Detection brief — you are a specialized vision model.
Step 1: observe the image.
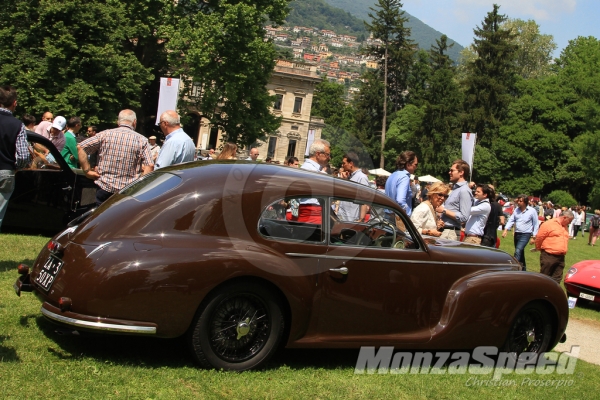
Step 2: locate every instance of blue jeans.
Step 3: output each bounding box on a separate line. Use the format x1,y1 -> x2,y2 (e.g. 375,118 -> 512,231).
0,170 -> 16,232
514,232 -> 531,271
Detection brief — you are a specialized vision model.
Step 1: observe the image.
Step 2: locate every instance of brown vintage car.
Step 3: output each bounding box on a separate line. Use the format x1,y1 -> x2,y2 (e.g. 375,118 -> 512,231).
14,162 -> 568,371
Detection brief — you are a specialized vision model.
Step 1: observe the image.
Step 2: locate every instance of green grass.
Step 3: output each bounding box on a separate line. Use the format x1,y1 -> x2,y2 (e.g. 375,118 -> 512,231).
2,233 -> 600,399
499,230 -> 600,323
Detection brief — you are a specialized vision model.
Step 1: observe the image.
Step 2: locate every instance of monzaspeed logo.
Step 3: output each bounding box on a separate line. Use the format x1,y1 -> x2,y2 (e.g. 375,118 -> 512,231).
354,346 -> 579,380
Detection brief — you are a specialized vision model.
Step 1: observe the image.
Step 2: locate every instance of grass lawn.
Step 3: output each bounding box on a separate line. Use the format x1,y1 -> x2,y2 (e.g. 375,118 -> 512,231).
2,233 -> 600,399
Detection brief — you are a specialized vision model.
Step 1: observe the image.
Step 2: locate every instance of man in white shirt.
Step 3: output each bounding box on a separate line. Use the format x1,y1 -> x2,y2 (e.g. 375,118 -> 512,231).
293,139 -> 330,224
338,151 -> 369,222
155,110 -> 195,169
464,184 -> 492,245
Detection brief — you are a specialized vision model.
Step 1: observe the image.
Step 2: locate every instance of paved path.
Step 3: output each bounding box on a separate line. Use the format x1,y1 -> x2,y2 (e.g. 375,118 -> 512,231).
555,318 -> 600,365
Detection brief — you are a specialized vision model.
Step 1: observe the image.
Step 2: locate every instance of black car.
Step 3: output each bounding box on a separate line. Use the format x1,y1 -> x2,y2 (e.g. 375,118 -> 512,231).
3,132 -> 97,235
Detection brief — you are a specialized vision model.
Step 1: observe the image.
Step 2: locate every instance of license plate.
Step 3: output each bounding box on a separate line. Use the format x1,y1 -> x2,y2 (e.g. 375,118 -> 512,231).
34,255 -> 64,291
580,293 -> 595,301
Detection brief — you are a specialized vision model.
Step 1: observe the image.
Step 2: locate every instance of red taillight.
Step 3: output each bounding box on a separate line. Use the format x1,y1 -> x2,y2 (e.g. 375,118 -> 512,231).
17,263 -> 29,275
59,297 -> 72,312
47,241 -> 63,254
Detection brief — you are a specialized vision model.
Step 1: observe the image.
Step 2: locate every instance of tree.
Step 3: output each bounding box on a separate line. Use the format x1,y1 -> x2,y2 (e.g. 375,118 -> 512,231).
364,0 -> 414,168
311,78 -> 359,166
417,35 -> 463,178
0,0 -> 290,144
406,49 -> 430,107
0,0 -> 158,128
461,4 -> 518,147
164,0 -> 289,146
502,19 -> 557,80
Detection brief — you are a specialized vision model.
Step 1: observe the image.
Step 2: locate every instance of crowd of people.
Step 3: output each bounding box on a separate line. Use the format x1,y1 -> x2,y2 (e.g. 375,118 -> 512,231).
0,83 -> 593,288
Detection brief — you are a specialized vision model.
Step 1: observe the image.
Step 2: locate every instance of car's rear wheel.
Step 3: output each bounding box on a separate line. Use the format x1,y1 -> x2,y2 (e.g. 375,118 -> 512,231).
502,303 -> 553,356
188,281 -> 284,371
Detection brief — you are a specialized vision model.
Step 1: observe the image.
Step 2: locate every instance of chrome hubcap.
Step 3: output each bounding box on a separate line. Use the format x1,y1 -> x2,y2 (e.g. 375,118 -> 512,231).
236,318 -> 251,340
526,329 -> 535,344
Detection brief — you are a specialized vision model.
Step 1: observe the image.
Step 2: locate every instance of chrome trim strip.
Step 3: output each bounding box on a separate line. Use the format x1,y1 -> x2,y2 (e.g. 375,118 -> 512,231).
286,253 -> 430,264
285,253 -> 513,267
88,242 -> 112,257
41,307 -> 156,334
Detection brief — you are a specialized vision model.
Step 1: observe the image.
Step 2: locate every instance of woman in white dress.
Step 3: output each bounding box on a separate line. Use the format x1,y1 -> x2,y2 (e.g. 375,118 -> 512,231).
410,181 -> 450,237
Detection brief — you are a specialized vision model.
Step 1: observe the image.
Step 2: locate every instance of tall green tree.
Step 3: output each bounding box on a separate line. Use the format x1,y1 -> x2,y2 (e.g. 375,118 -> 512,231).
164,0 -> 289,146
462,4 -> 518,147
353,70 -> 388,166
0,0 -> 158,127
562,37 -> 600,204
418,35 -> 463,178
363,0 -> 414,167
0,0 -> 289,144
502,19 -> 557,80
311,78 -> 358,166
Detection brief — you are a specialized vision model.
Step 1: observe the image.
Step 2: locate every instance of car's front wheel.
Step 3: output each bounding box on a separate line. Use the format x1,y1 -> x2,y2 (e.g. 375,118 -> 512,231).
188,281 -> 284,371
502,302 -> 553,356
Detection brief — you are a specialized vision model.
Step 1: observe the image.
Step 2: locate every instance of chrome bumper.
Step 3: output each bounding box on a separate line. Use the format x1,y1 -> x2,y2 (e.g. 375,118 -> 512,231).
41,306 -> 157,335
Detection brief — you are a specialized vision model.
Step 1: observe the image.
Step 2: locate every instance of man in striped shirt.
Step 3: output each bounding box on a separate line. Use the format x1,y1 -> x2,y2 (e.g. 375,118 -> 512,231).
77,109 -> 153,206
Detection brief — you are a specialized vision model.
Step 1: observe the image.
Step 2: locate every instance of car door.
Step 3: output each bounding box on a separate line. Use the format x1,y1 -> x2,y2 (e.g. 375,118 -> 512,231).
3,132 -> 96,234
317,198 -> 435,344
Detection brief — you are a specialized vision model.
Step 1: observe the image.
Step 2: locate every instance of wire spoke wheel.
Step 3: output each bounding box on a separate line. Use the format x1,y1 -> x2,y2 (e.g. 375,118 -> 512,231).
503,303 -> 553,356
208,294 -> 270,362
189,282 -> 284,371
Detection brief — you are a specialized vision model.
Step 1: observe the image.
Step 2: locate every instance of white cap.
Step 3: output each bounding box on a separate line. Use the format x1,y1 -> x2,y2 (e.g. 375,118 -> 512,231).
50,116 -> 66,131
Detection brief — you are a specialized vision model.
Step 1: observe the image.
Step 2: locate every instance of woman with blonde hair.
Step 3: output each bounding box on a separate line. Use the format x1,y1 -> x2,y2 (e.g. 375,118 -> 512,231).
410,181 -> 450,237
216,142 -> 238,160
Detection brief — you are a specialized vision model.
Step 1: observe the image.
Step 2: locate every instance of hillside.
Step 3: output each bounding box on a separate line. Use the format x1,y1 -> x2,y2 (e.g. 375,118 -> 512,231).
287,0 -> 368,37
320,0 -> 464,61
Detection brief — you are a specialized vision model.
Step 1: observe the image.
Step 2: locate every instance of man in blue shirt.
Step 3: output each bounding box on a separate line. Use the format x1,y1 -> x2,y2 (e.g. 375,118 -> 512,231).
502,194 -> 540,271
155,110 -> 195,169
385,151 -> 418,217
436,159 -> 473,241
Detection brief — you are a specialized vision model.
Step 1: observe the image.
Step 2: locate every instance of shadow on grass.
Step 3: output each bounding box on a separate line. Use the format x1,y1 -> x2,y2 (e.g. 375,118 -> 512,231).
0,259 -> 37,273
34,315 -> 369,370
35,316 -> 195,368
0,335 -> 20,362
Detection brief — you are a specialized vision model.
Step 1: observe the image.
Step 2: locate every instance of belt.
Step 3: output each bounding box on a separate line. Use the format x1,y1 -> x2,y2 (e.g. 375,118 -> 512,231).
443,226 -> 461,232
466,234 -> 482,238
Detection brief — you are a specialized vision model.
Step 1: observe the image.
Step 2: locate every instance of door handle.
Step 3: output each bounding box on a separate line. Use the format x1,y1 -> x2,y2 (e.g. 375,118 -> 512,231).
329,267 -> 348,275
62,186 -> 72,191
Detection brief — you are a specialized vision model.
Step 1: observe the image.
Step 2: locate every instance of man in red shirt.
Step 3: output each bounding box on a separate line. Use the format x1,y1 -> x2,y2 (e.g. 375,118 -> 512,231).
534,210 -> 574,284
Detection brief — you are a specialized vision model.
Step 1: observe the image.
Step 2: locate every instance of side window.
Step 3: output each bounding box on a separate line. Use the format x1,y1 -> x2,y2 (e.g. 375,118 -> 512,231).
330,198 -> 419,249
293,97 -> 303,113
28,140 -> 61,170
273,94 -> 283,110
258,197 -> 325,243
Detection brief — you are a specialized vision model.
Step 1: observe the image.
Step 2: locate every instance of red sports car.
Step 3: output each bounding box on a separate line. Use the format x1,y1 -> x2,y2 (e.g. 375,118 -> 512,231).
564,260 -> 600,305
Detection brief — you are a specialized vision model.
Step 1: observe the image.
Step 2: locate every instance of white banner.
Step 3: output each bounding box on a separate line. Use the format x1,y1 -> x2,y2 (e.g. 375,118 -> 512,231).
155,77 -> 180,125
305,129 -> 315,156
461,132 -> 476,173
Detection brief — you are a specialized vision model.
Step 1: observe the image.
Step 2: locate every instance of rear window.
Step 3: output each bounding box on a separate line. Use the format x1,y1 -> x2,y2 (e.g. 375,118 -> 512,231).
120,172 -> 182,202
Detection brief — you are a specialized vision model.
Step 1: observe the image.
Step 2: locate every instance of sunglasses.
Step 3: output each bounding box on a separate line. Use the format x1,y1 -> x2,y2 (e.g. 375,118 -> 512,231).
434,193 -> 448,199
